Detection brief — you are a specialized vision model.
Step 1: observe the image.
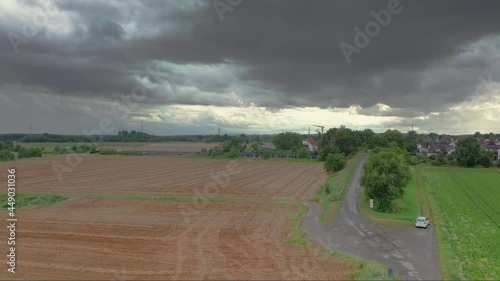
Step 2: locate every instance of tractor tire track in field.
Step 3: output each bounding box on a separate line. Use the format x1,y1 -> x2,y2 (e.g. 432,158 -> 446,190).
415,168 -> 425,216
447,170 -> 500,228
302,155 -> 441,280
417,167 -> 433,218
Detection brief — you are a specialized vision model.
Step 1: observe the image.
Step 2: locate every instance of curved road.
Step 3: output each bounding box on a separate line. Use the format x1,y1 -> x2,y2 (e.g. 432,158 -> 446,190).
302,155 -> 441,280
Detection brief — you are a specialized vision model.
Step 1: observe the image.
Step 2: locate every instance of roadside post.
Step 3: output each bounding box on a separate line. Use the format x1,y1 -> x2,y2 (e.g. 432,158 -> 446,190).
369,198 -> 374,209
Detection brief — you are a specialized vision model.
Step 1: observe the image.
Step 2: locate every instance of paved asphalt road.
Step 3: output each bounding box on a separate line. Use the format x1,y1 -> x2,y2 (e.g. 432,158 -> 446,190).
301,155 -> 441,280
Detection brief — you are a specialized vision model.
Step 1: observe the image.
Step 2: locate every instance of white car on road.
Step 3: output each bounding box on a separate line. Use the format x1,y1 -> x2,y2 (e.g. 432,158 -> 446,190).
415,216 -> 430,228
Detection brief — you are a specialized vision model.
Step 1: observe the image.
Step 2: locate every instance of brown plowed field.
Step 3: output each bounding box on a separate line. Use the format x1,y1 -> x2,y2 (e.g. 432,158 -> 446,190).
2,155 -> 326,200
0,155 -> 350,280
0,199 -> 351,280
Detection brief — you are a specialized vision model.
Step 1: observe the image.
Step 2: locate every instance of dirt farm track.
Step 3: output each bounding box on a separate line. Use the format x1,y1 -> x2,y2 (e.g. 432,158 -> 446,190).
0,155 -> 353,280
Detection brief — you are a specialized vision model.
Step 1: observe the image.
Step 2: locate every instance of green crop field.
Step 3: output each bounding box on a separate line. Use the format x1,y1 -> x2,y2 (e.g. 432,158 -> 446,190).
422,167 -> 500,280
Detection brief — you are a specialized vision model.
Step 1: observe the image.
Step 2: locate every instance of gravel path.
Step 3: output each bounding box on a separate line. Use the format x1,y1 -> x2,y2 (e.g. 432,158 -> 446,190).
301,155 -> 441,280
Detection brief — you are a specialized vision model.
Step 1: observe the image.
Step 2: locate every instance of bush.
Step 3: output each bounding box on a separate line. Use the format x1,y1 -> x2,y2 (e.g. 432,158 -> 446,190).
13,145 -> 21,152
428,155 -> 437,161
99,149 -> 118,155
0,150 -> 15,161
227,148 -> 240,159
431,160 -> 443,166
208,148 -> 218,158
296,147 -> 311,159
408,156 -> 420,165
318,145 -> 340,161
479,153 -> 493,168
324,153 -> 346,173
89,145 -> 98,154
446,152 -> 456,162
262,150 -> 272,159
17,147 -> 43,159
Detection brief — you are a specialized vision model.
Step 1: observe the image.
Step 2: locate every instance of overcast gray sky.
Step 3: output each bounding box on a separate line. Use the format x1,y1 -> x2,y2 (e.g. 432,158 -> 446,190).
1,0 -> 499,135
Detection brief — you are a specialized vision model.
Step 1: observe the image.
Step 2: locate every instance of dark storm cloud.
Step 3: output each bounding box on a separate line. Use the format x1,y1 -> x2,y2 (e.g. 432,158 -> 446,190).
1,0 -> 500,113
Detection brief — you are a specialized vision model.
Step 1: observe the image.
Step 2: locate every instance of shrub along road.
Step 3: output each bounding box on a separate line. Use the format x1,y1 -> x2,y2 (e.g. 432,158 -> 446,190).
302,155 -> 441,280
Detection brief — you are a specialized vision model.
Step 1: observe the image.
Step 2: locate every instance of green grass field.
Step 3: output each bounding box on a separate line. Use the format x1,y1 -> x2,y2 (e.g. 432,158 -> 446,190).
359,166 -> 419,226
422,167 -> 500,280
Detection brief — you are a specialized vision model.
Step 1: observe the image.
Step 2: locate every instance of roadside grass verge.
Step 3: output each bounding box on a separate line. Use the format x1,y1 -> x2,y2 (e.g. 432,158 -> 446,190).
313,153 -> 361,223
358,166 -> 419,226
286,203 -> 397,280
1,193 -> 68,208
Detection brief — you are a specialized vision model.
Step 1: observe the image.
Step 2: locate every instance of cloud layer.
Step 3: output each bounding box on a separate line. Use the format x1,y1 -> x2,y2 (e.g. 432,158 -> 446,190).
1,0 -> 499,134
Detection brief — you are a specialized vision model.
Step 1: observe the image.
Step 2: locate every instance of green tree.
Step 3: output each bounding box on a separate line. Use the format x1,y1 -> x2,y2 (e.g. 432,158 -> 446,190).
262,150 -> 272,159
335,128 -> 360,156
383,129 -> 404,148
478,151 -> 493,168
0,150 -> 15,161
17,147 -> 43,159
359,129 -> 376,149
361,149 -> 411,212
320,127 -> 338,148
227,148 -> 240,159
456,137 -> 481,167
403,130 -> 418,155
318,145 -> 340,161
208,148 -> 218,158
272,132 -> 303,151
324,153 -> 346,173
223,137 -> 244,152
296,147 -> 311,159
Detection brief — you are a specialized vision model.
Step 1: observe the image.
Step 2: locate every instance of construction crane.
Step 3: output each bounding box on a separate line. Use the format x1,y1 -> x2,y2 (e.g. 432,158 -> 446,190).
313,125 -> 324,135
